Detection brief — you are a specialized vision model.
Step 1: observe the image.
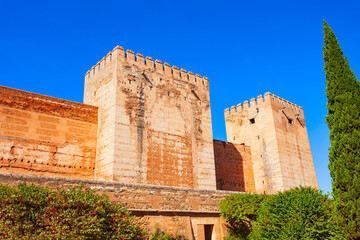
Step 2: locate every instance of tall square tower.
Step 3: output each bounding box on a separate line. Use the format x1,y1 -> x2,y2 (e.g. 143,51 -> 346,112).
84,46 -> 216,189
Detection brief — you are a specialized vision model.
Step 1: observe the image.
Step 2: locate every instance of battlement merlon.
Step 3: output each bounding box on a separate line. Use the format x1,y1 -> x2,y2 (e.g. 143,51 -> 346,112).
85,45 -> 209,87
224,92 -> 304,115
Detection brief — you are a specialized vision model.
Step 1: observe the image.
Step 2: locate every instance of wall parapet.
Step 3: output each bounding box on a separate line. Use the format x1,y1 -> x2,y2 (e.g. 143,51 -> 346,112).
85,45 -> 209,87
224,92 -> 303,115
0,86 -> 98,124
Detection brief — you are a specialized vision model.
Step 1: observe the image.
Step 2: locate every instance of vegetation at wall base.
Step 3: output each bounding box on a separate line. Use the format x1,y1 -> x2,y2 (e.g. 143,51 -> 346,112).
250,187 -> 341,240
220,193 -> 267,239
0,183 -> 146,239
149,226 -> 188,240
221,187 -> 342,240
323,20 -> 360,239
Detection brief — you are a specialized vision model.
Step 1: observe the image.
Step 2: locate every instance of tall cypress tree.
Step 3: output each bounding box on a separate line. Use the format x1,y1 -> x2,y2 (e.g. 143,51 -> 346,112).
323,20 -> 360,239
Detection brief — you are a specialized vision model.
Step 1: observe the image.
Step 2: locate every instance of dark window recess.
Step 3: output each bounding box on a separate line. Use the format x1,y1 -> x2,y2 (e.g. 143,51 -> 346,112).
250,118 -> 255,124
204,225 -> 213,240
288,119 -> 293,124
233,136 -> 236,140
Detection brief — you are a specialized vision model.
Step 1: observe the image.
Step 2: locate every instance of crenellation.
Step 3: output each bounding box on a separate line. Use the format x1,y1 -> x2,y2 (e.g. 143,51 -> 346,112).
250,98 -> 256,108
155,59 -> 163,72
172,66 -> 180,79
203,77 -> 209,88
236,103 -> 243,111
195,74 -> 202,85
230,106 -> 236,114
243,100 -> 249,109
100,57 -> 106,70
113,45 -> 125,62
125,49 -> 135,62
164,62 -> 171,75
188,71 -> 195,82
180,69 -> 187,80
145,56 -> 154,68
136,53 -> 145,65
257,95 -> 264,103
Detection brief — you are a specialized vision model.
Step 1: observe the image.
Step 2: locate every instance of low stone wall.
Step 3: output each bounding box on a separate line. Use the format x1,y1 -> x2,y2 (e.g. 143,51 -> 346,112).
0,172 -> 237,239
0,86 -> 98,179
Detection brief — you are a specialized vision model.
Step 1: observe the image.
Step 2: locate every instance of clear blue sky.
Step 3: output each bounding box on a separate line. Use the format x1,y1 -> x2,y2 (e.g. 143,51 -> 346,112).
1,0 -> 360,193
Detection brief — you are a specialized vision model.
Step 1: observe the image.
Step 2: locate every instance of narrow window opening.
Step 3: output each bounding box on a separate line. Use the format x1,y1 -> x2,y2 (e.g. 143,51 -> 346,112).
250,118 -> 255,124
233,136 -> 236,140
288,119 -> 293,124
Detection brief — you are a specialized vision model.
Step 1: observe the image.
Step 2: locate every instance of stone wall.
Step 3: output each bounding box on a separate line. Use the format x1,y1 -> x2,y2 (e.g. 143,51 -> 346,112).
0,86 -> 98,179
224,93 -> 317,193
84,46 -> 216,189
213,140 -> 255,192
0,172 -> 234,239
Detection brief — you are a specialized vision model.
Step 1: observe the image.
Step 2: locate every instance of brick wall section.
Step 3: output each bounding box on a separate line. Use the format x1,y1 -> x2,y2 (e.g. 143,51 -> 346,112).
84,46 -> 216,189
0,173 -> 234,239
0,86 -> 98,179
213,140 -> 256,192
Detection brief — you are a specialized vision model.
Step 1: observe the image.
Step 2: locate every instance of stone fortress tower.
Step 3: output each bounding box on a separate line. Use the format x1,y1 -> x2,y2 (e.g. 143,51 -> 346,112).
83,46 -> 216,189
224,93 -> 318,194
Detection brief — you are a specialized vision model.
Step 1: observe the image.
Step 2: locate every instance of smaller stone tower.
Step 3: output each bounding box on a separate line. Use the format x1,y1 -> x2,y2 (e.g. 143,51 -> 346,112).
224,93 -> 317,194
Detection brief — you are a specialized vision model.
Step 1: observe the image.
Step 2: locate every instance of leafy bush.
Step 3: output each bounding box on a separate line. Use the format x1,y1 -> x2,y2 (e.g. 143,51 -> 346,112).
150,226 -> 187,240
0,183 -> 146,239
250,187 -> 342,240
220,193 -> 267,239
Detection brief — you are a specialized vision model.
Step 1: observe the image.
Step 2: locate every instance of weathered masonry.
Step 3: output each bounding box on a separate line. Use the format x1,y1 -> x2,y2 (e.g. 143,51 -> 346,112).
0,45 -> 317,239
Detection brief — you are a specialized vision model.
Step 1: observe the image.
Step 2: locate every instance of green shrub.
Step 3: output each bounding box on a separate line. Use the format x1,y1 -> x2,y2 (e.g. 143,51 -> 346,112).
220,193 -> 267,239
149,226 -> 187,240
250,186 -> 343,240
0,183 -> 146,239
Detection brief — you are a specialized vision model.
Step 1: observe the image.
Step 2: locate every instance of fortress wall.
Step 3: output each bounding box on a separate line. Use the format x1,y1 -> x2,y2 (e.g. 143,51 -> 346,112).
0,173 -> 232,239
0,86 -> 98,179
213,140 -> 255,192
84,46 -> 216,189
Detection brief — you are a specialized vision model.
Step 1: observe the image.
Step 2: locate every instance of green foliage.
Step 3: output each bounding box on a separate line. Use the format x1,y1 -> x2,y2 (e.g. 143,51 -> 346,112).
250,187 -> 342,240
323,20 -> 360,239
0,183 -> 146,239
149,227 -> 187,240
220,193 -> 267,239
